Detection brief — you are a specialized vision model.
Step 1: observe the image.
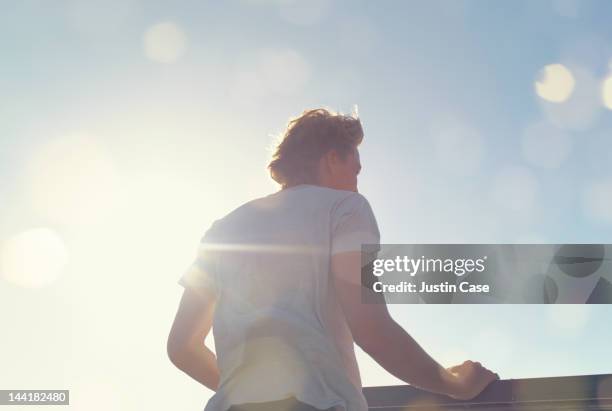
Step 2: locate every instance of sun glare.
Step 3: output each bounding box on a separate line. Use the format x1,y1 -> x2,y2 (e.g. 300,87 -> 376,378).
23,134 -> 121,226
0,228 -> 69,288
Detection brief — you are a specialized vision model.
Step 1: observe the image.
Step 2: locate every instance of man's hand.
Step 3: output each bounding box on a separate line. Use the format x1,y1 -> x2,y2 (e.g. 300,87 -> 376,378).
445,360 -> 499,401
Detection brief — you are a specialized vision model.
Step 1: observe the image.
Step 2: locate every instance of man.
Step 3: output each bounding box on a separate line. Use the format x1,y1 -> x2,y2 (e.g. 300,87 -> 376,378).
167,108 -> 498,411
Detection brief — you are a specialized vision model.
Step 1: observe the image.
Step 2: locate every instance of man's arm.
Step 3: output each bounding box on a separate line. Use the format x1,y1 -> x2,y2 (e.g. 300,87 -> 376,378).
167,287 -> 220,391
331,251 -> 498,400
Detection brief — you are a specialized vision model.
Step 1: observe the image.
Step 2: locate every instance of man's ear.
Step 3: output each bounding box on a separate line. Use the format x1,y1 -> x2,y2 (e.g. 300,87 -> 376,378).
320,150 -> 335,172
326,149 -> 341,169
317,151 -> 332,180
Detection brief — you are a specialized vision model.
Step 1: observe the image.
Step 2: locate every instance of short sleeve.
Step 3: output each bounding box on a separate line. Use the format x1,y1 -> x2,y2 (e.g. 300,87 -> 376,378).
178,220 -> 221,296
331,193 -> 380,256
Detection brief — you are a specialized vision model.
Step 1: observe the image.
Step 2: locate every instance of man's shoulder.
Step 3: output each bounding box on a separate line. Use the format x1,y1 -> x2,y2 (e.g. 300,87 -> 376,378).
305,185 -> 369,203
330,190 -> 372,209
210,187 -> 372,227
208,192 -> 278,229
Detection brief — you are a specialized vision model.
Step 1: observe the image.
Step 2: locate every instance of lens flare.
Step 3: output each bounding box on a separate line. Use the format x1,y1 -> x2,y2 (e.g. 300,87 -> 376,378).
490,167 -> 539,214
582,179 -> 612,224
278,0 -> 331,26
430,119 -> 485,177
0,228 -> 69,288
521,121 -> 572,169
539,65 -> 601,131
547,304 -> 590,334
230,48 -> 311,104
535,64 -> 575,103
143,21 -> 188,64
602,74 -> 612,110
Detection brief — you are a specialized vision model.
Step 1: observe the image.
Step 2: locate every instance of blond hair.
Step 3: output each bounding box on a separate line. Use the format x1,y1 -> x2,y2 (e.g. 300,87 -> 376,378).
268,108 -> 363,188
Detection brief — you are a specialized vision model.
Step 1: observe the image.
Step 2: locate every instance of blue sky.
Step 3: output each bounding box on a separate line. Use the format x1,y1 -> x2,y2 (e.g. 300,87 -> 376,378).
1,1 -> 611,409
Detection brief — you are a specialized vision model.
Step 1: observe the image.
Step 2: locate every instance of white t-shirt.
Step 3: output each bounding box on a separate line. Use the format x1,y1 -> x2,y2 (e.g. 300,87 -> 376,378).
178,184 -> 381,411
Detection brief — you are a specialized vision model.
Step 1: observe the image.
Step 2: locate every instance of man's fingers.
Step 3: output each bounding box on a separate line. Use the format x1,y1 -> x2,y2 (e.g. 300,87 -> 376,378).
484,370 -> 498,384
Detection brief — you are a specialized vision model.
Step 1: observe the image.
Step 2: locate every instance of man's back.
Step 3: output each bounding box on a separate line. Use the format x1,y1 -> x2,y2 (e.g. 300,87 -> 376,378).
169,109 -> 498,411
178,184 -> 380,411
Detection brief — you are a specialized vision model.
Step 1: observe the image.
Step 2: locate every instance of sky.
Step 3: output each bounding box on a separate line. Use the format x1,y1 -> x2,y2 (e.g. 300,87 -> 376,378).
1,0 -> 612,410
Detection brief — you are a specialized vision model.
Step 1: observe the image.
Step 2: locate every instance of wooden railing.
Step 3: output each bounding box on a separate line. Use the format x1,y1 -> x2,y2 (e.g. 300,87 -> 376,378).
363,374 -> 612,411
